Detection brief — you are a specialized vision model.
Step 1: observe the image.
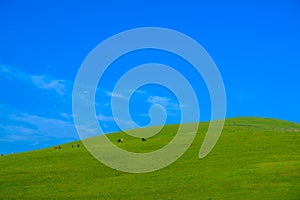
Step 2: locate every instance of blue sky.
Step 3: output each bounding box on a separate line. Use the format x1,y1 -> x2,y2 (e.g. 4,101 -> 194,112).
0,0 -> 299,154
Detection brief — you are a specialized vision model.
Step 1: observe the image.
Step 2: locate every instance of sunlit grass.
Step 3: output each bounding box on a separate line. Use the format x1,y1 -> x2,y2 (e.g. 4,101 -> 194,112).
0,117 -> 299,199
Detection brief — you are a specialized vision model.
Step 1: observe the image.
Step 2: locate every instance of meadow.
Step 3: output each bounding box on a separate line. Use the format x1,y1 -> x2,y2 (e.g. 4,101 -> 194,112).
0,117 -> 299,199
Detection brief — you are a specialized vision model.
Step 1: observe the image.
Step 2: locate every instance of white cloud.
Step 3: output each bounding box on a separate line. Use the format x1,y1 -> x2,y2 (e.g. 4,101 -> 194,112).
0,65 -> 24,80
147,96 -> 181,110
0,124 -> 36,138
97,114 -> 135,131
105,91 -> 128,100
128,89 -> 146,94
97,114 -> 114,122
3,112 -> 78,141
30,75 -> 65,95
0,65 -> 66,95
148,96 -> 170,105
0,111 -> 80,153
60,112 -> 73,120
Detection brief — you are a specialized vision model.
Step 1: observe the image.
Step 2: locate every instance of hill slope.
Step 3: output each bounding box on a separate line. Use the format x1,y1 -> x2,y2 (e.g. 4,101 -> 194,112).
0,117 -> 300,199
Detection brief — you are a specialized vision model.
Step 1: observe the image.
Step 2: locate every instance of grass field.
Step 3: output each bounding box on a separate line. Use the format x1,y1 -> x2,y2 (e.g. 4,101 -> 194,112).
0,117 -> 299,199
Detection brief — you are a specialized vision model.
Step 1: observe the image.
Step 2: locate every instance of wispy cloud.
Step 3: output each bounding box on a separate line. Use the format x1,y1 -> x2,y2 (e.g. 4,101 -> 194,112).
128,89 -> 146,94
147,96 -> 170,106
97,114 -> 135,131
0,65 -> 66,95
30,75 -> 65,95
97,114 -> 115,122
60,112 -> 74,120
147,96 -> 181,111
0,104 -> 78,144
105,91 -> 128,100
7,113 -> 78,140
0,65 -> 25,80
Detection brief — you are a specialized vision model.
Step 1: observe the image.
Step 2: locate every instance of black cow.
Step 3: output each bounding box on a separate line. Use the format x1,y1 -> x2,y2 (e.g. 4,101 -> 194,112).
117,138 -> 124,143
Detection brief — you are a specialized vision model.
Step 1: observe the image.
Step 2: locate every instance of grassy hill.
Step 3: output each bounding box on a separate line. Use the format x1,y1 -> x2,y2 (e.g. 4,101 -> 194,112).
0,117 -> 299,199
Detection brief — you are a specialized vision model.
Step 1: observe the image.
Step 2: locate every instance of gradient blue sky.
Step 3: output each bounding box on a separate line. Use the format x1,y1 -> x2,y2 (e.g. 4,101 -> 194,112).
0,0 -> 300,154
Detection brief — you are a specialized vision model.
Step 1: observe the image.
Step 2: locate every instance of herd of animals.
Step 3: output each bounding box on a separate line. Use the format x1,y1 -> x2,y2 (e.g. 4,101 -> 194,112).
0,138 -> 147,156
51,137 -> 146,150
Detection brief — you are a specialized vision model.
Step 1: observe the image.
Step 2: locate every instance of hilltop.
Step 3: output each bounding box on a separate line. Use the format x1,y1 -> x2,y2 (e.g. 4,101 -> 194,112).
0,117 -> 299,199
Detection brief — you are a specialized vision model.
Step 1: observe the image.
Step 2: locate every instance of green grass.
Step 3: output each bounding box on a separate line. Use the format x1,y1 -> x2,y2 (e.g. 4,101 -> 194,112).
0,117 -> 300,199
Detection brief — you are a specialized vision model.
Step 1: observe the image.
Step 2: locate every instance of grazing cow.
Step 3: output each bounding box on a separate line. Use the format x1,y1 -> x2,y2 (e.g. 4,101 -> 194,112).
117,138 -> 124,143
142,137 -> 146,141
58,146 -> 61,149
54,146 -> 58,149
